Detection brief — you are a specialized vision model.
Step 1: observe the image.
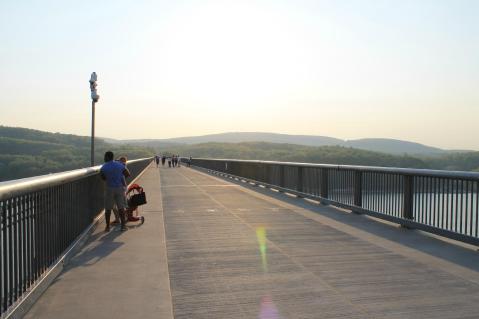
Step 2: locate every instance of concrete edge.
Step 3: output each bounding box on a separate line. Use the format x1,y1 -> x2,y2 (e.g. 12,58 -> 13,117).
4,162 -> 153,319
156,166 -> 175,319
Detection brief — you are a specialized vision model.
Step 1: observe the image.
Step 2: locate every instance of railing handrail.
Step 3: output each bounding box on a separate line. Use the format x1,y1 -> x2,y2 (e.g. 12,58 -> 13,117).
0,157 -> 152,201
190,157 -> 479,246
191,157 -> 479,180
0,157 -> 153,317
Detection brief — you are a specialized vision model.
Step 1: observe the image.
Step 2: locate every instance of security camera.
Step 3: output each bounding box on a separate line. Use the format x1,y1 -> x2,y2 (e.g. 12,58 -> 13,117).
91,92 -> 100,102
89,72 -> 97,83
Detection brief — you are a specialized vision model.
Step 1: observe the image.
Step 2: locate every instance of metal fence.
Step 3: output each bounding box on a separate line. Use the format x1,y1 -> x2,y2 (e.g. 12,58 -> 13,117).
190,158 -> 479,246
0,158 -> 152,316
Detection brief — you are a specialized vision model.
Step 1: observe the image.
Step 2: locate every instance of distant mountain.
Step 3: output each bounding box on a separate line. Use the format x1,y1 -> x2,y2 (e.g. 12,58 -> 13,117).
164,132 -> 343,146
116,132 -> 460,155
102,137 -> 182,148
343,138 -> 446,155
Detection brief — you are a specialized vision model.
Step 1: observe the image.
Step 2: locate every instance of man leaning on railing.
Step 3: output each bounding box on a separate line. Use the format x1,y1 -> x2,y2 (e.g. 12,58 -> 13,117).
100,151 -> 130,232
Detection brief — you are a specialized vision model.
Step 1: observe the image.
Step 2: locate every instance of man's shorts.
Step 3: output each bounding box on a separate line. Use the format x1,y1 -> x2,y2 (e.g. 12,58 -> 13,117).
105,186 -> 128,210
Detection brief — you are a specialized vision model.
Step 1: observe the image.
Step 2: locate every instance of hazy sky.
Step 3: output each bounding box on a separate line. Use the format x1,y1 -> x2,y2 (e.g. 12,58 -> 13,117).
1,0 -> 478,149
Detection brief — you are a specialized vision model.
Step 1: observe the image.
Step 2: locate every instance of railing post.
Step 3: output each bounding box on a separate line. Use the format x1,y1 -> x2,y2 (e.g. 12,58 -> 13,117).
297,167 -> 303,195
1,201 -> 7,312
279,165 -> 285,189
261,163 -> 266,184
353,171 -> 362,211
320,168 -> 329,200
402,175 -> 414,220
267,164 -> 272,185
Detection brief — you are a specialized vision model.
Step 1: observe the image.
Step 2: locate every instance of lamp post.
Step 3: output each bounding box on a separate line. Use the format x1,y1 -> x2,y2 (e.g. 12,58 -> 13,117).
89,72 -> 100,166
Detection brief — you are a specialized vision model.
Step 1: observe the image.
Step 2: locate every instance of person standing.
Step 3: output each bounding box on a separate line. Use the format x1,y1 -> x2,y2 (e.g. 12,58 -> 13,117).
155,155 -> 160,167
111,156 -> 128,224
100,151 -> 130,232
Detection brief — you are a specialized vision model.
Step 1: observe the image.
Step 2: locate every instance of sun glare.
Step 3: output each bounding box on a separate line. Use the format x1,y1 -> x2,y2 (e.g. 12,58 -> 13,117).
152,2 -> 312,109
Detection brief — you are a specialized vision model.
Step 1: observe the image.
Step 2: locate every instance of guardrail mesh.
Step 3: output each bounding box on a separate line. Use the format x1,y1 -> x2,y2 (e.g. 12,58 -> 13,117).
0,158 -> 151,316
189,158 -> 479,246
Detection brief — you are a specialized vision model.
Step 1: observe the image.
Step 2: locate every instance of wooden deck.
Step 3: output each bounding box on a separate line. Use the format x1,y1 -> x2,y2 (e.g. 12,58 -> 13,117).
25,165 -> 479,318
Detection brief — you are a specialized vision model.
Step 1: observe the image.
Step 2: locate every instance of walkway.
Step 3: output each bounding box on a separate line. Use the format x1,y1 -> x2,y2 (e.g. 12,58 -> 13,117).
25,165 -> 479,318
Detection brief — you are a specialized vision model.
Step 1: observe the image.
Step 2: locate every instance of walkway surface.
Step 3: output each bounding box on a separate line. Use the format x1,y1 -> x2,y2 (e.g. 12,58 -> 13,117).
25,165 -> 479,319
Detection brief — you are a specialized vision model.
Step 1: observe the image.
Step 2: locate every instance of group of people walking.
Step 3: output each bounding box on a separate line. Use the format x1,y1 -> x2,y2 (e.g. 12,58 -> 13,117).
155,155 -> 181,168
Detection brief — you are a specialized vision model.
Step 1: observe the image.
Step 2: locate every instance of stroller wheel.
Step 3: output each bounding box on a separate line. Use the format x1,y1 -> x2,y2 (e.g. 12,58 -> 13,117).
141,216 -> 145,225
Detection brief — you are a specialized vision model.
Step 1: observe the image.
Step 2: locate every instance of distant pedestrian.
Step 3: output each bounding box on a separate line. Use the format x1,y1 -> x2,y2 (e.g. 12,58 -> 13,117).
100,151 -> 130,232
161,156 -> 166,166
188,156 -> 192,167
168,157 -> 172,168
155,155 -> 159,167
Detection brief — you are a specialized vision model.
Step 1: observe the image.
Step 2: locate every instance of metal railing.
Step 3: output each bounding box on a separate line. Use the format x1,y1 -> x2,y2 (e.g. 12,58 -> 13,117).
189,158 -> 479,246
0,158 -> 152,316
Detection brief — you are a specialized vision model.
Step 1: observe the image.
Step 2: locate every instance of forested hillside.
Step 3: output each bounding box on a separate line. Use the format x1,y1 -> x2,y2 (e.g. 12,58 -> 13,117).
1,126 -> 479,182
0,126 -> 154,181
426,152 -> 479,172
161,142 -> 429,168
160,142 -> 479,172
164,142 -> 479,172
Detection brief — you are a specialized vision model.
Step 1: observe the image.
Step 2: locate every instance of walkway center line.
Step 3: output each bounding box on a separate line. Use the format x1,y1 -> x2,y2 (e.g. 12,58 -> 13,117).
174,168 -> 375,318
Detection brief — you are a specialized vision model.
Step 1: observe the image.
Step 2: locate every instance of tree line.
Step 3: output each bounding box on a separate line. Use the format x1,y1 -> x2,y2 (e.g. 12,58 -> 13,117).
0,126 -> 153,182
161,142 -> 479,172
1,126 -> 478,182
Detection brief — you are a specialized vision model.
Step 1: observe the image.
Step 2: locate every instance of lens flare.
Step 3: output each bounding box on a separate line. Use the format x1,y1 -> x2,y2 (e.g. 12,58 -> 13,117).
256,226 -> 268,272
255,229 -> 282,318
259,295 -> 280,319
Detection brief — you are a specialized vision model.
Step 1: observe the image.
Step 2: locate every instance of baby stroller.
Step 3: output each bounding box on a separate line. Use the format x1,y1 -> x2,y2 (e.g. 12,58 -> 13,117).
125,183 -> 146,224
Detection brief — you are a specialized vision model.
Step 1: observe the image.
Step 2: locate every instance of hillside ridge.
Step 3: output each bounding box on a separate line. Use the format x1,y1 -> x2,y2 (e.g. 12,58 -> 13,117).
109,131 -> 462,155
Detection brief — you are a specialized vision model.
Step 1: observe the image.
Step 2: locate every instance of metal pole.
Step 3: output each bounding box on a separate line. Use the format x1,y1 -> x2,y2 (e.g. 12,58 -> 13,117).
89,71 -> 99,167
91,101 -> 95,166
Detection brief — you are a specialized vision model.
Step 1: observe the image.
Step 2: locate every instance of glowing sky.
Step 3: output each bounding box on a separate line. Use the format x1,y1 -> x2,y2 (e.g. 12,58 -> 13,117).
1,0 -> 478,149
